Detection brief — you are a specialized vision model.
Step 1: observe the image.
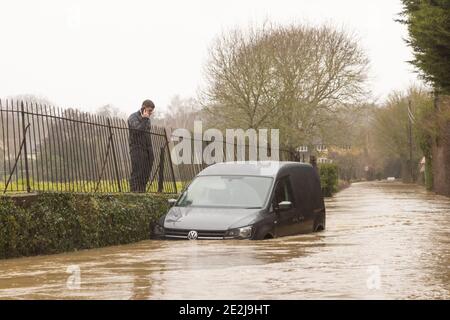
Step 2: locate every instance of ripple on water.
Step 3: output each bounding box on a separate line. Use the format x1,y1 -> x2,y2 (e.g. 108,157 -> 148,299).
0,181 -> 448,299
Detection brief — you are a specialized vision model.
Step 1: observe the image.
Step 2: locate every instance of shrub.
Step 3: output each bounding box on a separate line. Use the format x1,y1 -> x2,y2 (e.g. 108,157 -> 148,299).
0,193 -> 173,259
319,163 -> 339,197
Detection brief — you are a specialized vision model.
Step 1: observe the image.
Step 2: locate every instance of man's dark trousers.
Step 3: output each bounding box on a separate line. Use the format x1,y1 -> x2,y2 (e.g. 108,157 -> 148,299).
130,147 -> 154,193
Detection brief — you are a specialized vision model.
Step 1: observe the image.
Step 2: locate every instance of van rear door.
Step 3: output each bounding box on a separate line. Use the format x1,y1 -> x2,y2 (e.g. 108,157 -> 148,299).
292,167 -> 316,233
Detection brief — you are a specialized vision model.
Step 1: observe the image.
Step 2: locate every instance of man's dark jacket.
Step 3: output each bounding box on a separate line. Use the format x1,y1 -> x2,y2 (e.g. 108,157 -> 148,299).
127,110 -> 153,152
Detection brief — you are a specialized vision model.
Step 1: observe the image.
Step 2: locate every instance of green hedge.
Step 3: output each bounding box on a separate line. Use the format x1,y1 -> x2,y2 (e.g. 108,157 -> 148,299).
0,193 -> 174,259
319,163 -> 339,197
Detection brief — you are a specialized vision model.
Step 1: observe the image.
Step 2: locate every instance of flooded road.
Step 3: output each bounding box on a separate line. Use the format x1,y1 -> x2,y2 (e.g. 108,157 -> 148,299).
0,181 -> 449,299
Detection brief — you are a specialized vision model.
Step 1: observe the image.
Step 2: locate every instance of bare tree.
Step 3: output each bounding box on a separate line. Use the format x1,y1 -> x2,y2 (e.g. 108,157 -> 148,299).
370,87 -> 431,182
96,104 -> 126,120
202,24 -> 278,131
159,95 -> 203,131
202,23 -> 370,151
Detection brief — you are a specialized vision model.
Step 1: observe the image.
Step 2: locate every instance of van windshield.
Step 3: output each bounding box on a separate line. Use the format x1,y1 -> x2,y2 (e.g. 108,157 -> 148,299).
176,175 -> 273,208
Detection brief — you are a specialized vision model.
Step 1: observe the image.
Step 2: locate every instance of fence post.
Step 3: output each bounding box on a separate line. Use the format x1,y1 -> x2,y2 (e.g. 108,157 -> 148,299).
158,146 -> 165,193
310,155 -> 318,174
164,128 -> 178,194
21,101 -> 31,193
107,118 -> 122,192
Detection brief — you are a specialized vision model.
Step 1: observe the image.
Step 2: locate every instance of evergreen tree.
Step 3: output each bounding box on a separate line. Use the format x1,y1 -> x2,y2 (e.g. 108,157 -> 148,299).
399,0 -> 450,93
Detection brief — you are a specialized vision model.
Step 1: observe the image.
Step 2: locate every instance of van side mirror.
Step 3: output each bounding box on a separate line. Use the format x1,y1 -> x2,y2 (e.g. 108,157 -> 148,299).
277,201 -> 292,211
168,199 -> 177,207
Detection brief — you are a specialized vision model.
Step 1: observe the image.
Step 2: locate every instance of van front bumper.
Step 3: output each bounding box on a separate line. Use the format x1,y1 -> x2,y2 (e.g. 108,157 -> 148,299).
152,226 -> 253,240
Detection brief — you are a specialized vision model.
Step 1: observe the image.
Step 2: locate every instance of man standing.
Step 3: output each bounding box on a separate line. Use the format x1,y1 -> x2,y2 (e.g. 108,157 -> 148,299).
128,99 -> 155,192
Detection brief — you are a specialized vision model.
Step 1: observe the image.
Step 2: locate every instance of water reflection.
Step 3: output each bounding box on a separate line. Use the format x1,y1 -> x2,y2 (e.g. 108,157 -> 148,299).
0,181 -> 448,299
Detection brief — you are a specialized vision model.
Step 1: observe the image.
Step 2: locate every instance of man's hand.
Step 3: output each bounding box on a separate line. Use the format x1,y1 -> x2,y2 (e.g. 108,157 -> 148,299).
141,108 -> 153,118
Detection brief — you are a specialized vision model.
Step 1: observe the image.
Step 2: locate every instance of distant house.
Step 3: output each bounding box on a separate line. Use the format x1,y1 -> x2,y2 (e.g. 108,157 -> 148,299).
419,157 -> 426,173
296,145 -> 308,153
317,157 -> 333,164
296,143 -> 332,163
296,140 -> 352,164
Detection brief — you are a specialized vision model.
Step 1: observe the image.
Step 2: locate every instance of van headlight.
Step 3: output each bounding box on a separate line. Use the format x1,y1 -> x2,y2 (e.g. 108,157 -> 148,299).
226,226 -> 253,239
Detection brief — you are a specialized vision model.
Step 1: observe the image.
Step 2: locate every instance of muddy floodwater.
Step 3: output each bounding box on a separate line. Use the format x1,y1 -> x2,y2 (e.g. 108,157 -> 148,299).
0,181 -> 449,299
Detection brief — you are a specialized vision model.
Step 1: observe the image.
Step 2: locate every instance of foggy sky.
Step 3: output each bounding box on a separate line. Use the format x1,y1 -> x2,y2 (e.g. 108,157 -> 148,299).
0,0 -> 420,116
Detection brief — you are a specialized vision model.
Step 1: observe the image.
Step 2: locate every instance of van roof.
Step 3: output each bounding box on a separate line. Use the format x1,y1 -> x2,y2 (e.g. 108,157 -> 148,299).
197,161 -> 314,178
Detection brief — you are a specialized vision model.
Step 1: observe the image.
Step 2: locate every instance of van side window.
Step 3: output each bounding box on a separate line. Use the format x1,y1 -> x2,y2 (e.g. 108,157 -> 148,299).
273,177 -> 295,207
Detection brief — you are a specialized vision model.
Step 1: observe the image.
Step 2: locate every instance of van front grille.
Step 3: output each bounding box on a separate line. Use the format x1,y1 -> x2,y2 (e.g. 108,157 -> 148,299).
164,228 -> 227,239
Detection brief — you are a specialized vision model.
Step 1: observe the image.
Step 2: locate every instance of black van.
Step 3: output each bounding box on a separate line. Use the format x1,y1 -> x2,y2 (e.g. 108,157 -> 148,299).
152,161 -> 326,240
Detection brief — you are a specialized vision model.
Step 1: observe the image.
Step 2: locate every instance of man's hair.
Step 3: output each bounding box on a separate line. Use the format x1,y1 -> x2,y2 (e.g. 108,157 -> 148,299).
142,99 -> 155,110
